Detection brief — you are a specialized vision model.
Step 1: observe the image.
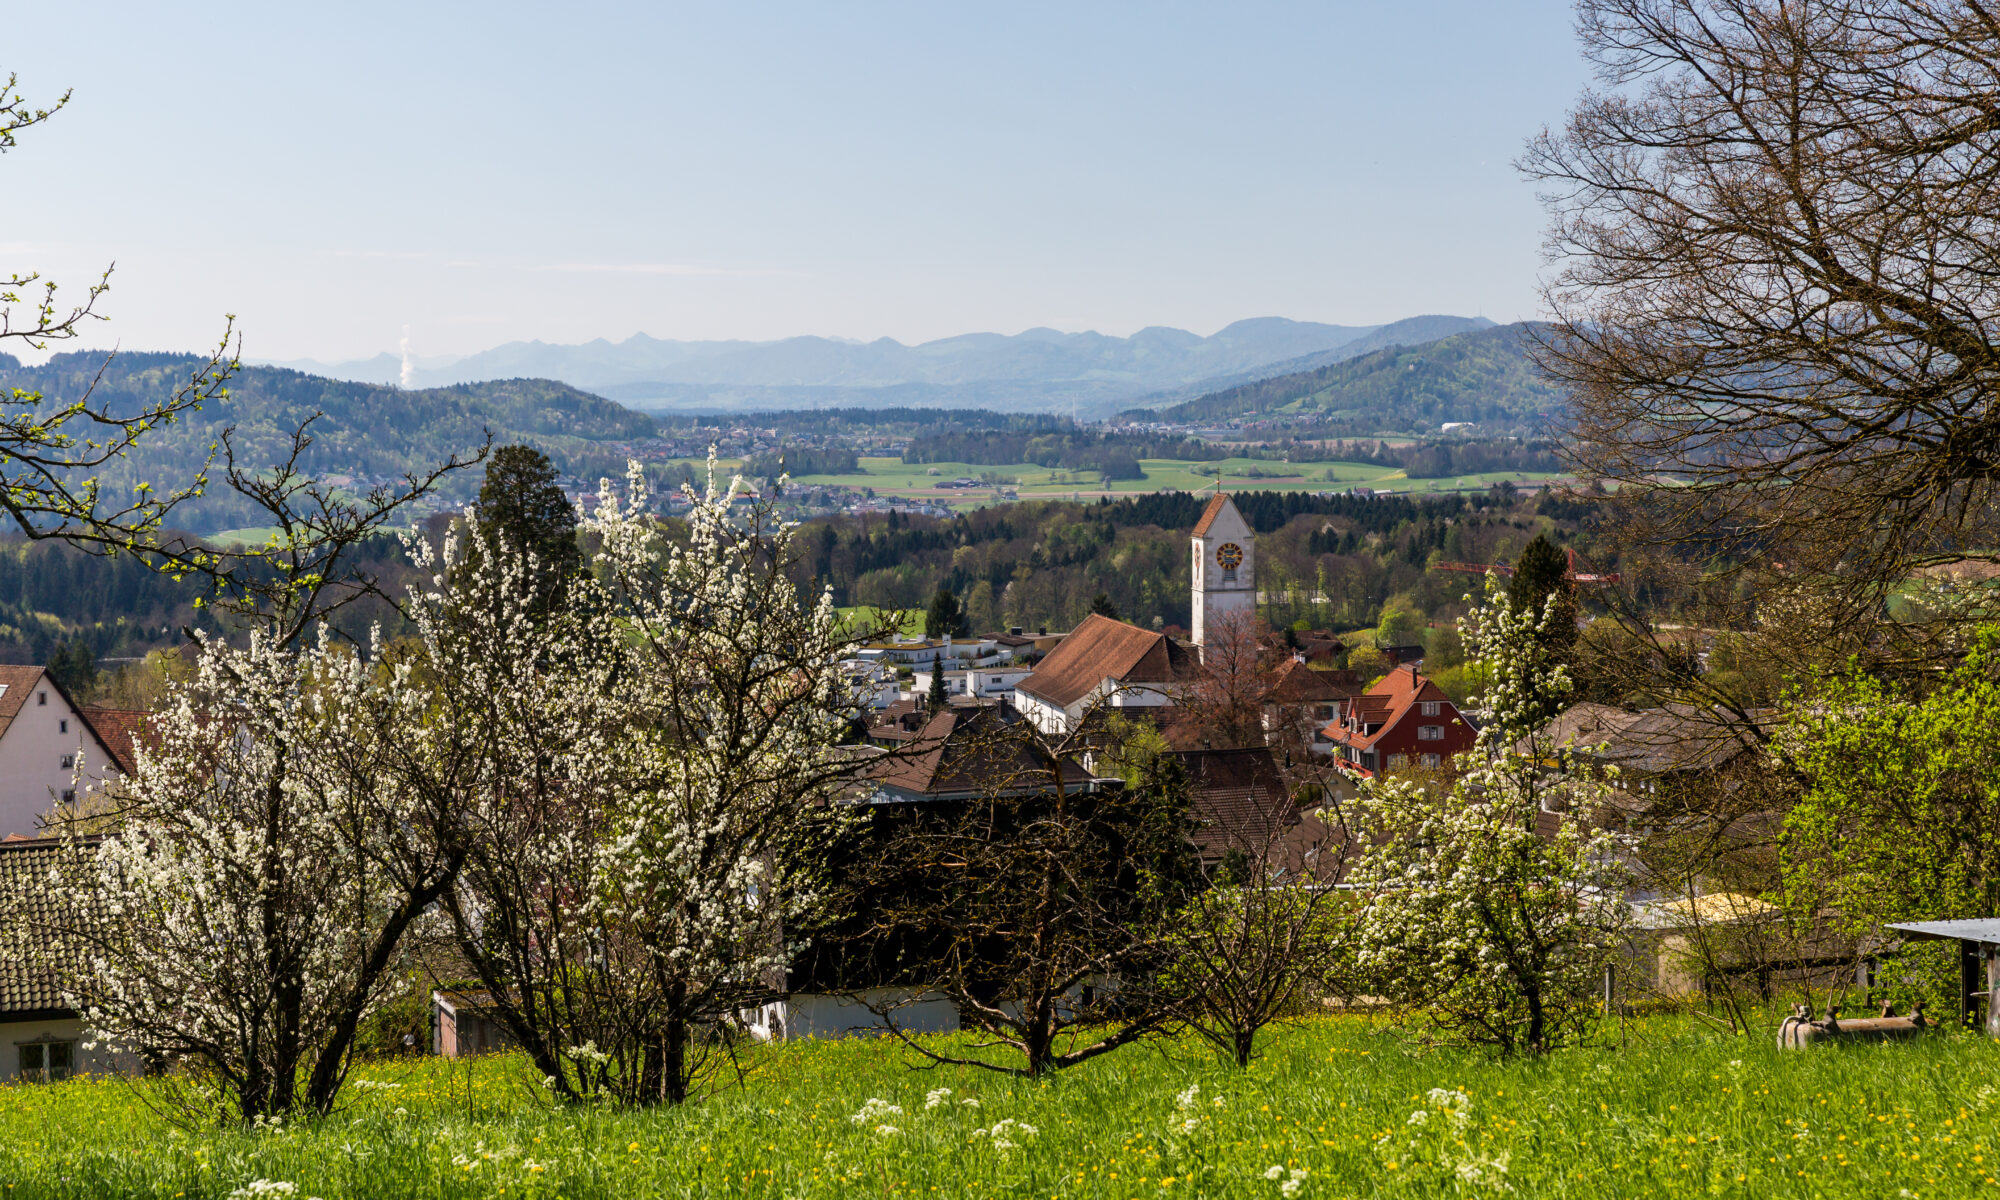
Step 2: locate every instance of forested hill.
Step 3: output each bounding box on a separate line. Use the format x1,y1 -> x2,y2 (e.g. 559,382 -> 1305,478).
1153,323 -> 1566,432
0,352 -> 654,533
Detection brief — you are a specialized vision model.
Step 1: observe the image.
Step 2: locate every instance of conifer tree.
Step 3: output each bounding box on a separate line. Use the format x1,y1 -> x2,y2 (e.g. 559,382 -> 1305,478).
928,652 -> 948,710
476,444 -> 580,616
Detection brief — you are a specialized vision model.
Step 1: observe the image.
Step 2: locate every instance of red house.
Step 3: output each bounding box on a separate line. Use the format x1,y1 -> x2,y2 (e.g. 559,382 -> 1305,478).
1320,665 -> 1474,776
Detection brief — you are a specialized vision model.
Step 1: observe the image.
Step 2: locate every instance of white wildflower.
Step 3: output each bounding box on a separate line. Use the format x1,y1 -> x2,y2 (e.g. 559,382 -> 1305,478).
924,1087 -> 952,1110
851,1097 -> 904,1125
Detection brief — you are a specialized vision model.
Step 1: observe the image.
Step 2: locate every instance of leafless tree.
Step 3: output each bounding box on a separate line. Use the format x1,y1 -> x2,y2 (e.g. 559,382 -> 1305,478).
853,706 -> 1201,1077
1182,611 -> 1271,750
1524,0 -> 2000,665
1164,806 -> 1354,1067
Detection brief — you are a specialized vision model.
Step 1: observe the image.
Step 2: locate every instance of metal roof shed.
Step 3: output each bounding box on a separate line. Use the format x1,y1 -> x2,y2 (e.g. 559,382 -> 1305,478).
1883,919 -> 2000,1037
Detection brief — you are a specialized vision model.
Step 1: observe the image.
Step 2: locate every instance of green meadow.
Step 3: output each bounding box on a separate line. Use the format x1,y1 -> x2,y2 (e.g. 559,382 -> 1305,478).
2,1016 -> 1995,1198
792,457 -> 1569,506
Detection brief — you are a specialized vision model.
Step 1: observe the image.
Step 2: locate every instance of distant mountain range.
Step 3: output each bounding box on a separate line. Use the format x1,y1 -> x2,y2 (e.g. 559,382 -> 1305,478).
1151,322 -> 1564,434
260,315 -> 1496,417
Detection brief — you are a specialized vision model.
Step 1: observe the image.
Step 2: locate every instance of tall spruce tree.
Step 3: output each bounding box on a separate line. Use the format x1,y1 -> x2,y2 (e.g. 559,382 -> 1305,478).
928,652 -> 948,710
1509,534 -> 1576,725
475,445 -> 581,616
925,588 -> 966,638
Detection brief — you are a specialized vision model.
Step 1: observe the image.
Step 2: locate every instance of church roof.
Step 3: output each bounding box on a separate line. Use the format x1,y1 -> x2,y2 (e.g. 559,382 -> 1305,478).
1016,614 -> 1195,709
1192,493 -> 1234,537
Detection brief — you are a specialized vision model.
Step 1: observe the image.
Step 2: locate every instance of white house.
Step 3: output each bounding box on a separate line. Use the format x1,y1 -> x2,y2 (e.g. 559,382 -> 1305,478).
911,663 -> 1035,701
0,666 -> 139,840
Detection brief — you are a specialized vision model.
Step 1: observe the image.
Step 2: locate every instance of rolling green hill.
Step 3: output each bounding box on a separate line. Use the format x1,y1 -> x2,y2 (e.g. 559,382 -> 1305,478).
1156,322 -> 1566,432
0,352 -> 654,533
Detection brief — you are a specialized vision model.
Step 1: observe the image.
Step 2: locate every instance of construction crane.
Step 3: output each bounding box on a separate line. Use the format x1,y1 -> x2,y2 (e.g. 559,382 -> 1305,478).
1428,546 -> 1621,586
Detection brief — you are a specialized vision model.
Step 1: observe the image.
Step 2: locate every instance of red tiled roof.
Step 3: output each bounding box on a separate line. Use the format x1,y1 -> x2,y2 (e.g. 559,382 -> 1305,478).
0,664 -> 50,740
79,708 -> 149,775
1322,665 -> 1462,752
1191,493 -> 1232,537
1016,614 -> 1194,709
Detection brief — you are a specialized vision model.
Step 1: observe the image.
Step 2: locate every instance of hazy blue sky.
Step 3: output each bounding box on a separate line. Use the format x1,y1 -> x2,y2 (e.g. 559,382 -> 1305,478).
8,2 -> 1588,363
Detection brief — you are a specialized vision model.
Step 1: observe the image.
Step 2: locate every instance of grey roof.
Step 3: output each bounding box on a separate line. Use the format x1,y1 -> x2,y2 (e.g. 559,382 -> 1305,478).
1884,919 -> 2000,945
0,837 -> 79,1015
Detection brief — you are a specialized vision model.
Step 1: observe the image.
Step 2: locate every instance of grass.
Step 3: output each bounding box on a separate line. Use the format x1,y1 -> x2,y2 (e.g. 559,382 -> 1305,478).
1,1016 -> 1996,1198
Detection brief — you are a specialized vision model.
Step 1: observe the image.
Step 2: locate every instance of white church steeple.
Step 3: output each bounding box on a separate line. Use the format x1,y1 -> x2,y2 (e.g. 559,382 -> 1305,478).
1191,492 -> 1254,646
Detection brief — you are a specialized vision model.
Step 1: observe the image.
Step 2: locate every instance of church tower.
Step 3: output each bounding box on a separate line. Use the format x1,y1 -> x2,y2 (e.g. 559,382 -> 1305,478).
1191,492 -> 1255,647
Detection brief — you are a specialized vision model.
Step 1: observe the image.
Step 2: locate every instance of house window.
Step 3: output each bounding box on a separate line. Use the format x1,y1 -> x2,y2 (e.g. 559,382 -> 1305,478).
1418,725 -> 1445,741
37,692 -> 47,706
1421,753 -> 1442,768
18,1041 -> 73,1083
61,789 -> 75,805
59,755 -> 75,770
1420,701 -> 1441,717
59,719 -> 67,734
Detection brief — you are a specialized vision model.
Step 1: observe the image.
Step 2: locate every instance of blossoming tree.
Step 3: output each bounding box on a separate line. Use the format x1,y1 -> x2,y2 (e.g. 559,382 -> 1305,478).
440,460 -> 865,1105
1346,583 -> 1632,1054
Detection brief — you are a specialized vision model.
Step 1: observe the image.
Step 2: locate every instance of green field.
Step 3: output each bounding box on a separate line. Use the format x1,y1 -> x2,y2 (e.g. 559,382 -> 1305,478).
1,1016 -> 1994,1198
791,457 -> 1568,508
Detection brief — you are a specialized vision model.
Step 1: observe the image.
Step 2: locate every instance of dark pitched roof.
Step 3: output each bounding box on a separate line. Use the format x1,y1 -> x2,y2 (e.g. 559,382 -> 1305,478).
1192,492 -> 1233,537
1016,614 -> 1194,709
1537,703 -> 1765,776
1174,746 -> 1295,858
0,837 -> 90,1016
1263,658 -> 1362,705
868,705 -> 1094,799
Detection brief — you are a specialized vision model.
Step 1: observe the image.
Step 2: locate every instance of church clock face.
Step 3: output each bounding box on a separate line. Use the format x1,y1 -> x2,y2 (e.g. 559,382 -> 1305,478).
1215,542 -> 1244,571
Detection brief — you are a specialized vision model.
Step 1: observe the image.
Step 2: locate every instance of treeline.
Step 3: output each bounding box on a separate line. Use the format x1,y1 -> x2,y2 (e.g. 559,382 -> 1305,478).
0,533 -> 422,674
745,445 -> 860,478
798,485 -> 1596,635
1276,438 -> 1568,477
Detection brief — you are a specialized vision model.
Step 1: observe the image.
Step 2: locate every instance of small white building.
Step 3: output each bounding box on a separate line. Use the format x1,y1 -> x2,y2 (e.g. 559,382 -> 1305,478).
0,666 -> 140,840
911,664 -> 1035,701
839,659 -> 902,711
745,989 -> 961,1042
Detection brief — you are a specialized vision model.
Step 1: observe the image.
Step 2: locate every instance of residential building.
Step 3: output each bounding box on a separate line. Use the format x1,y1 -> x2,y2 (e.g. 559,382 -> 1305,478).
910,663 -> 1035,702
1260,658 -> 1363,749
1320,664 -> 1475,776
0,666 -> 140,840
1011,613 -> 1197,735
